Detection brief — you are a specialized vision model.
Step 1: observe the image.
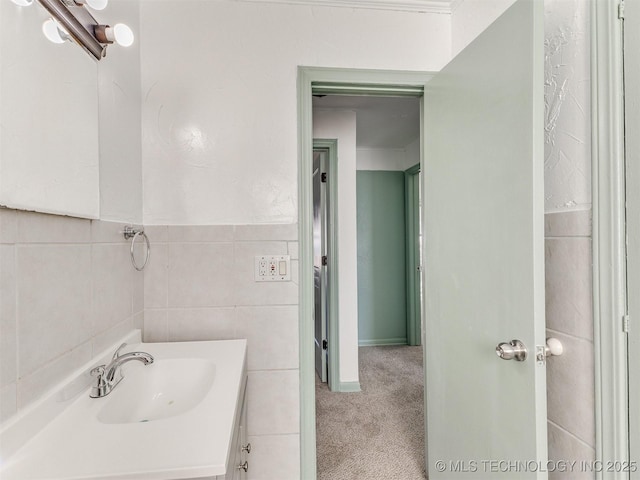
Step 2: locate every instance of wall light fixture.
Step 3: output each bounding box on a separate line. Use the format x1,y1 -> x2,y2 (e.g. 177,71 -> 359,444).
11,0 -> 133,60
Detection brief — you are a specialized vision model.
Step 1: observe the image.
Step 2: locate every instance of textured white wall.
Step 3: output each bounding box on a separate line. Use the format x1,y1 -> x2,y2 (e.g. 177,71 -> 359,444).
453,0 -> 590,213
543,0 -> 591,212
312,109 -> 360,385
140,0 -> 451,225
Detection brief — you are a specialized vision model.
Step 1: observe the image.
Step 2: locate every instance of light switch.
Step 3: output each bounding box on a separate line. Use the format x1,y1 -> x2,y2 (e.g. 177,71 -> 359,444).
255,255 -> 291,282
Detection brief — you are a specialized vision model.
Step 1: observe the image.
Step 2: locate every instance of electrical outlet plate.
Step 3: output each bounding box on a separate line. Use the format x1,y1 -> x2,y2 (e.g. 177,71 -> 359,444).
254,255 -> 291,282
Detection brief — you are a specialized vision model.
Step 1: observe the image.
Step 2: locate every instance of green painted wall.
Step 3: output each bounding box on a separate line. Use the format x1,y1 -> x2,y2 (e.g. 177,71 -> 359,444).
356,171 -> 407,346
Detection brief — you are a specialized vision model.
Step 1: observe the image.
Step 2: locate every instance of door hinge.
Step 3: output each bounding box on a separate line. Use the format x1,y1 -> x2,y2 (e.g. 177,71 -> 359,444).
321,255 -> 328,266
321,173 -> 327,183
619,1 -> 625,20
322,339 -> 328,350
623,314 -> 630,333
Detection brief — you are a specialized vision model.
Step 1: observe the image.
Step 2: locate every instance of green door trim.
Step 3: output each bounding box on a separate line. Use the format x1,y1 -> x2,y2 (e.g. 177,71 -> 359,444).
313,138 -> 340,393
591,1 -> 629,477
298,66 -> 433,480
622,1 -> 640,477
405,163 -> 421,346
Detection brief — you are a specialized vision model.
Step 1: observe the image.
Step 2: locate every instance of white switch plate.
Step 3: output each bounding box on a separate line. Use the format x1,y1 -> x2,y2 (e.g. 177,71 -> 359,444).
254,255 -> 291,282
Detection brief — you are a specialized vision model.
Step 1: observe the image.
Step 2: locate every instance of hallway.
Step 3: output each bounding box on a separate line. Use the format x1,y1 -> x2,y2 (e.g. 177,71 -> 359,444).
316,346 -> 426,480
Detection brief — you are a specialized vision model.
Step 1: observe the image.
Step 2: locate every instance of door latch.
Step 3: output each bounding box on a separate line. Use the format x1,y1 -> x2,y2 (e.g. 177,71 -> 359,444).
535,337 -> 564,365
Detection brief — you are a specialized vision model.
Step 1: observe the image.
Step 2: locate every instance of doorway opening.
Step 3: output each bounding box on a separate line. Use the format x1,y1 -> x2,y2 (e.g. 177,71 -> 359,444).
301,3 -> 551,478
297,67 -> 434,480
311,91 -> 425,477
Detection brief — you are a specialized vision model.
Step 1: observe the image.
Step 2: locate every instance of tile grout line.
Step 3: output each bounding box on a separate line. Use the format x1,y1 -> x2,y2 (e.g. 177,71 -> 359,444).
547,419 -> 596,451
546,327 -> 594,344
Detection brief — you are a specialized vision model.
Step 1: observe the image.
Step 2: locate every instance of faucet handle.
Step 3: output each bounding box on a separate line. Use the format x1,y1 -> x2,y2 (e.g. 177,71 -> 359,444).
112,343 -> 128,361
89,365 -> 108,398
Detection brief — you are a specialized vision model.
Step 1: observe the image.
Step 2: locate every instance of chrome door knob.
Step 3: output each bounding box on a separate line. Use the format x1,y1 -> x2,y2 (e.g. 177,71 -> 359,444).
496,339 -> 527,361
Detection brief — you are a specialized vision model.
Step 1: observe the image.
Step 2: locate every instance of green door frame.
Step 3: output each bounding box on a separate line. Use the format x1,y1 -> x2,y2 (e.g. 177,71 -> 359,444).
405,163 -> 421,346
623,0 -> 640,477
298,66 -> 434,480
591,1 -> 629,477
313,139 -> 340,393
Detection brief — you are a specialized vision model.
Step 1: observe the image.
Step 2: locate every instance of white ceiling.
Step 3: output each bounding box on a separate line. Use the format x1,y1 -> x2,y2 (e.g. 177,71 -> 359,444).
313,95 -> 420,149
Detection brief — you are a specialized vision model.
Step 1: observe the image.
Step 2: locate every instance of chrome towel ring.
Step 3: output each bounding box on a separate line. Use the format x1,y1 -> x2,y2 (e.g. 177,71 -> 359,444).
123,226 -> 150,271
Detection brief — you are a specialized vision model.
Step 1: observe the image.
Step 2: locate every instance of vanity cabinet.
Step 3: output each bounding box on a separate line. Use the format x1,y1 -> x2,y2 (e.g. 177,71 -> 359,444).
184,374 -> 249,480
227,376 -> 249,480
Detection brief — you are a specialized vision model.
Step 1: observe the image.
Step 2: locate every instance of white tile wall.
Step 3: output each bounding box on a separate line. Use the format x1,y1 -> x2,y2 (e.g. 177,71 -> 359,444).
18,342 -> 92,409
168,243 -> 236,307
142,309 -> 168,342
246,370 -> 300,436
246,434 -> 301,480
1,207 -> 592,478
167,307 -> 237,341
236,306 -> 299,371
17,244 -> 93,376
545,210 -> 595,457
545,210 -> 591,238
548,421 -> 595,480
0,208 -> 17,243
545,238 -> 593,340
0,208 -> 143,424
0,383 -> 17,423
546,330 -> 595,444
0,244 -> 17,389
144,224 -> 300,478
16,212 -> 91,244
92,244 -> 135,335
144,243 -> 168,308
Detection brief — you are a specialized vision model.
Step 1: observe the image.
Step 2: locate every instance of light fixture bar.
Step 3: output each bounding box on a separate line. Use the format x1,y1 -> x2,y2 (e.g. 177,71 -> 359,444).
36,0 -> 105,59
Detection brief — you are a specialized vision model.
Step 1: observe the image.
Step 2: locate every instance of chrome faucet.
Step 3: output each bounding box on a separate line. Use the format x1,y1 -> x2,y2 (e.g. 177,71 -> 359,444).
89,343 -> 154,398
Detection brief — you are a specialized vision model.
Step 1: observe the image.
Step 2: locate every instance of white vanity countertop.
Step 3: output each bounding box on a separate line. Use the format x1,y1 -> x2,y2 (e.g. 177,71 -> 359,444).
0,338 -> 247,480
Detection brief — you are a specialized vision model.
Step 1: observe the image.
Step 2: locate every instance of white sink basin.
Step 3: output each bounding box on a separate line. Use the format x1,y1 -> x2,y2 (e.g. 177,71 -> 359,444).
0,334 -> 247,480
97,359 -> 217,424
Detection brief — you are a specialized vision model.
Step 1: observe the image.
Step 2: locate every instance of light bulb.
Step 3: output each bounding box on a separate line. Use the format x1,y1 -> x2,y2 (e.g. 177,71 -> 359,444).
10,0 -> 33,6
95,23 -> 134,47
86,0 -> 108,10
42,19 -> 69,44
113,24 -> 134,47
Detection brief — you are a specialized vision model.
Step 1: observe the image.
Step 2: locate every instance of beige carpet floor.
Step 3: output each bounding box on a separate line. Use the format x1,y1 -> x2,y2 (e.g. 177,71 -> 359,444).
316,345 -> 427,480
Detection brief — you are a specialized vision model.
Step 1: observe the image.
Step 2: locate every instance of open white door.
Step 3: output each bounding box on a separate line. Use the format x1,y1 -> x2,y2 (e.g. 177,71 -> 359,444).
424,0 -> 546,478
313,150 -> 328,382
